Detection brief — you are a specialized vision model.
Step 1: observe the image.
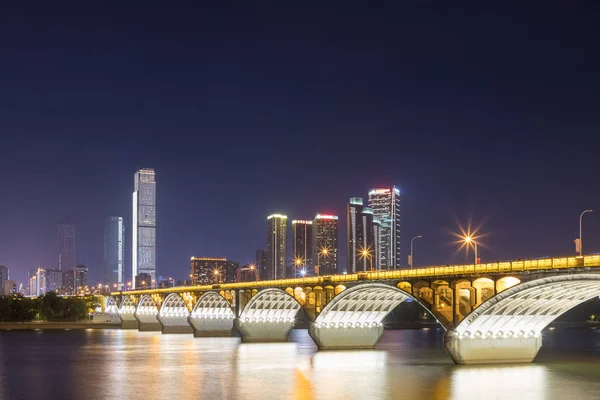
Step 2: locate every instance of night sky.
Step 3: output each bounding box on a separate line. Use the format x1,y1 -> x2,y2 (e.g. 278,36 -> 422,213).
1,3 -> 599,286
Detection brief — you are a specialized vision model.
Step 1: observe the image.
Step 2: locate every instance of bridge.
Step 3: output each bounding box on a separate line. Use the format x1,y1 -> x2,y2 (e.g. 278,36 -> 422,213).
104,254 -> 600,365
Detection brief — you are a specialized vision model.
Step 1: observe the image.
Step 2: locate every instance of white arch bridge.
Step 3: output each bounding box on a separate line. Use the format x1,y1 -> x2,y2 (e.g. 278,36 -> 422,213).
105,271 -> 600,364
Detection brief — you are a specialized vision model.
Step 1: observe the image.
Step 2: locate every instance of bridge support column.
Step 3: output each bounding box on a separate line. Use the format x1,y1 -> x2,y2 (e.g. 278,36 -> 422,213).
234,318 -> 295,342
158,317 -> 193,334
308,322 -> 384,350
135,314 -> 161,332
188,316 -> 234,337
444,331 -> 542,365
120,318 -> 139,330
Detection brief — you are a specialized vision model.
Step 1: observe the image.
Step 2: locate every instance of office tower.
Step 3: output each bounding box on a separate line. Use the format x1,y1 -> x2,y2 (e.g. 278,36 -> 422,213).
373,218 -> 382,270
368,186 -> 401,269
132,168 -> 156,288
255,249 -> 268,281
57,219 -> 75,271
0,265 -> 8,292
238,264 -> 258,282
29,268 -> 46,296
2,280 -> 16,296
314,214 -> 339,275
292,220 -> 313,276
347,198 -> 364,274
104,216 -> 125,289
46,269 -> 64,292
190,257 -> 239,285
267,214 -> 287,280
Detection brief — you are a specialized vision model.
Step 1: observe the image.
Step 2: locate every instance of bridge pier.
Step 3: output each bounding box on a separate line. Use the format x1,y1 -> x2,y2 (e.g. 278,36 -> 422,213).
135,313 -> 161,332
188,316 -> 233,337
308,322 -> 384,350
120,318 -> 139,330
234,318 -> 295,342
158,316 -> 193,334
444,330 -> 542,365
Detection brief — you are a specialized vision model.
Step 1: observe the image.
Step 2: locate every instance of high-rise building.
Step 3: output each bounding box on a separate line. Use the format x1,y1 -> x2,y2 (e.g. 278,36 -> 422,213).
314,214 -> 339,275
104,216 -> 125,289
132,168 -> 156,288
46,269 -> 63,292
267,214 -> 287,280
2,280 -> 16,296
190,257 -> 239,285
373,218 -> 382,270
29,268 -> 46,296
255,249 -> 268,281
292,220 -> 313,276
57,219 -> 75,271
347,198 -> 364,274
135,272 -> 152,289
368,187 -> 401,269
0,265 -> 8,292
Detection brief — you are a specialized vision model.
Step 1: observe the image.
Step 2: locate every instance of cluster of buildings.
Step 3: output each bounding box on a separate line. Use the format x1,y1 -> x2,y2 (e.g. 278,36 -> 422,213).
3,166 -> 403,295
252,187 -> 401,282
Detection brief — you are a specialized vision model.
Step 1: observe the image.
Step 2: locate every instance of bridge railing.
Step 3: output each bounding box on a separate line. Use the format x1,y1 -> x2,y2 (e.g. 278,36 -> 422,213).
112,255 -> 600,296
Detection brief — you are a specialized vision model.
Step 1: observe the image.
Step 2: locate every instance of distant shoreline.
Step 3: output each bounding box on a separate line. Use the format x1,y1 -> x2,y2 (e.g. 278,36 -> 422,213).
0,322 -> 120,330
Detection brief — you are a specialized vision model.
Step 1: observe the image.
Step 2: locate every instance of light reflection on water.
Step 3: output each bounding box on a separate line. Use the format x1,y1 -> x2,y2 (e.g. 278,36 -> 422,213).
0,328 -> 599,399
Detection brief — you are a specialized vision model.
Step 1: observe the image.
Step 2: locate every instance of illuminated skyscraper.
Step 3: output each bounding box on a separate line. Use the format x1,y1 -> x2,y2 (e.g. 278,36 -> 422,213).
292,220 -> 313,276
347,198 -> 377,273
267,214 -> 287,280
255,248 -> 268,281
373,218 -> 382,270
190,257 -> 239,284
57,219 -> 75,271
132,169 -> 156,288
104,216 -> 125,289
314,214 -> 338,275
368,187 -> 401,269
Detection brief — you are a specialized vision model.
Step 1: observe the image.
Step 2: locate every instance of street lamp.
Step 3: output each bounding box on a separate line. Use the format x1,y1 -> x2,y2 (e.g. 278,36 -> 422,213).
359,247 -> 373,271
579,209 -> 593,257
213,269 -> 222,284
294,257 -> 304,277
316,247 -> 330,276
410,235 -> 422,269
464,235 -> 478,264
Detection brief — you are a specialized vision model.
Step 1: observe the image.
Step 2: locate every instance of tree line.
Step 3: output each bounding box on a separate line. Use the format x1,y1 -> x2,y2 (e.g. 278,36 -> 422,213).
0,292 -> 100,322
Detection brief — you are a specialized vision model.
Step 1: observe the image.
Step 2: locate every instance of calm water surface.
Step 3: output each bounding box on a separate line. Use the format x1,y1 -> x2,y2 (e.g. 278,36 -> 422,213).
0,328 -> 599,399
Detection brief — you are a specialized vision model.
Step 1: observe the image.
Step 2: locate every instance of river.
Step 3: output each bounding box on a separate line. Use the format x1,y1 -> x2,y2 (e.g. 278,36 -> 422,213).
0,328 -> 599,399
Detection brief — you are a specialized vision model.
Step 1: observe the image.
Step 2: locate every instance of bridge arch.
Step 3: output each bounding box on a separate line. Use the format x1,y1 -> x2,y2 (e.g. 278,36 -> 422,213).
455,274 -> 600,338
445,274 -> 600,364
159,293 -> 189,318
313,283 -> 440,329
239,288 -> 301,323
106,296 -> 119,315
135,294 -> 161,331
190,291 -> 234,319
118,295 -> 136,315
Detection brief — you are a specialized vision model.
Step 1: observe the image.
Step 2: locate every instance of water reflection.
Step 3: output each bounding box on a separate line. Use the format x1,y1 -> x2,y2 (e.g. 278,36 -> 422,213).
0,329 -> 599,399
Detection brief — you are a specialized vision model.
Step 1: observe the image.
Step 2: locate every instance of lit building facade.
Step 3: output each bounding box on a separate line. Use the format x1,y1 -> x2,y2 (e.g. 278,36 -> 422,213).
292,220 -> 313,276
46,269 -> 63,292
135,272 -> 152,290
347,199 -> 377,273
368,187 -> 401,269
29,268 -> 46,296
373,218 -> 382,269
190,257 -> 239,284
267,214 -> 287,280
104,216 -> 125,289
314,214 -> 338,275
132,169 -> 156,288
2,280 -> 16,296
57,219 -> 75,271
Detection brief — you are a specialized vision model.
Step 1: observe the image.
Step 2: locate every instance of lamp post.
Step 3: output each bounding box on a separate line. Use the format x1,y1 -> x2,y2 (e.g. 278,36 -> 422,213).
410,235 -> 422,269
294,257 -> 303,278
316,248 -> 329,276
359,247 -> 373,271
579,209 -> 593,257
464,236 -> 478,264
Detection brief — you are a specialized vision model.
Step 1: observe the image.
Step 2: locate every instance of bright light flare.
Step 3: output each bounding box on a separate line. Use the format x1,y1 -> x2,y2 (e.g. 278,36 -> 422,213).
447,214 -> 490,260
299,268 -> 307,277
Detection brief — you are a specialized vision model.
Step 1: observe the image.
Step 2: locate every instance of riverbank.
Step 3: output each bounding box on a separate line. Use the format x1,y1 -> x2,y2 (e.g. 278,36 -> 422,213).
0,321 -> 120,330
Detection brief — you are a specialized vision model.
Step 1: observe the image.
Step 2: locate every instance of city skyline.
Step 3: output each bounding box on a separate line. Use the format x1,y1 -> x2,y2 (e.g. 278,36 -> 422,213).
1,4 -> 600,288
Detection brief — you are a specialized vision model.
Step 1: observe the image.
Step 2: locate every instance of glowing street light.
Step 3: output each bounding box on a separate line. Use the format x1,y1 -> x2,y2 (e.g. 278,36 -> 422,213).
213,269 -> 222,284
579,209 -> 593,257
464,235 -> 478,264
359,247 -> 373,271
316,247 -> 330,276
294,257 -> 304,277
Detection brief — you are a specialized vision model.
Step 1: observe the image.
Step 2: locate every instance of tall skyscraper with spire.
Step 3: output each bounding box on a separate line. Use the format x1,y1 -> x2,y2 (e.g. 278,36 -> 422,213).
267,214 -> 287,280
132,169 -> 156,288
368,186 -> 401,269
